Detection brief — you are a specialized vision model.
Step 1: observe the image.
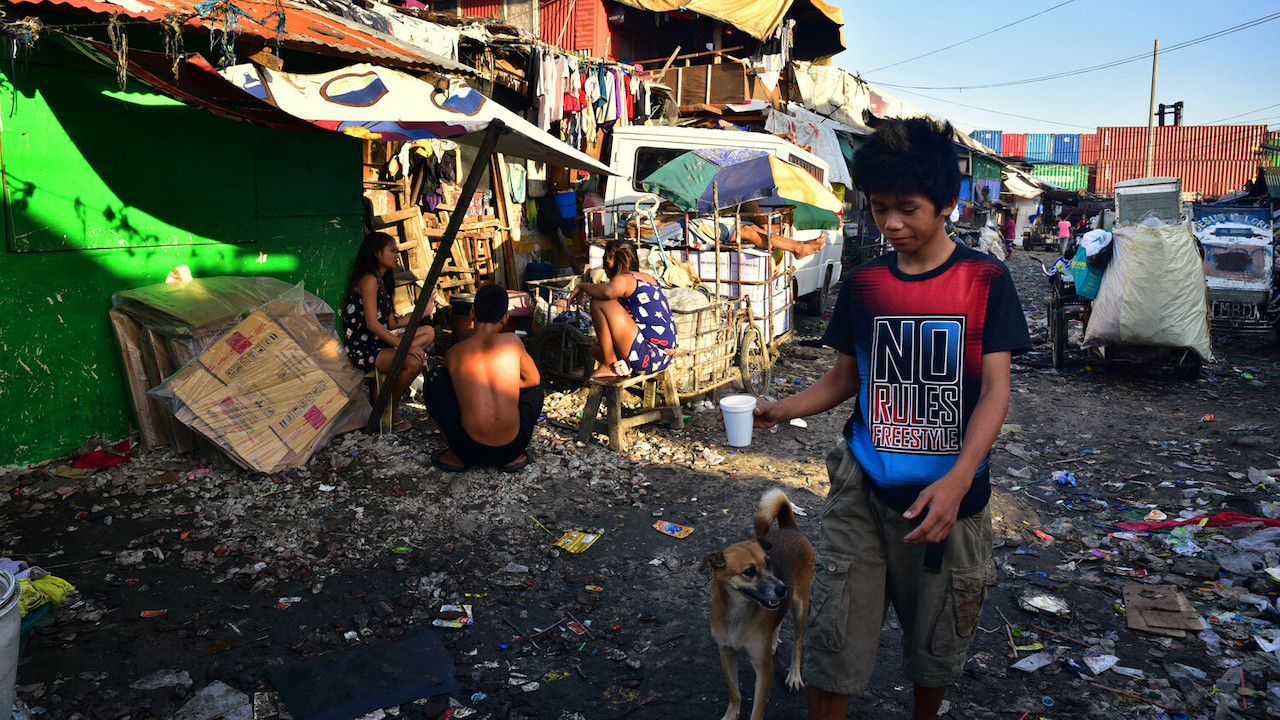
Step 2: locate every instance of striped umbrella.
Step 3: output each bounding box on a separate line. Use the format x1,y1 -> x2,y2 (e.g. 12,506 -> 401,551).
639,148 -> 842,230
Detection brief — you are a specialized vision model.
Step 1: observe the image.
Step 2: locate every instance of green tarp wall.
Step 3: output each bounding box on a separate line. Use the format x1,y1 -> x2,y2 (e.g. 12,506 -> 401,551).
0,47 -> 362,467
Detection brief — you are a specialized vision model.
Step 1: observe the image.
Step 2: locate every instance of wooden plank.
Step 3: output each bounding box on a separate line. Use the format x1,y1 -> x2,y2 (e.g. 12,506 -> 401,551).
372,207 -> 420,227
488,152 -> 520,288
423,220 -> 500,238
108,309 -> 170,449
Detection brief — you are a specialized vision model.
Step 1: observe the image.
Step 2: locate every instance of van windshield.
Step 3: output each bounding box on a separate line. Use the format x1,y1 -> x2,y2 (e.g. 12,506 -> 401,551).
632,147 -> 690,192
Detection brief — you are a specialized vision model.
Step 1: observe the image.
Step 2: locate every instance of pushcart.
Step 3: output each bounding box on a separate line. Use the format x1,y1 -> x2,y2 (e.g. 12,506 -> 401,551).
1044,259 -> 1203,380
526,274 -> 775,396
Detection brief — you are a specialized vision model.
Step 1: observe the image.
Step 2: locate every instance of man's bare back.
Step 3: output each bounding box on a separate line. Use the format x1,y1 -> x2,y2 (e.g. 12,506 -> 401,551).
444,331 -> 540,447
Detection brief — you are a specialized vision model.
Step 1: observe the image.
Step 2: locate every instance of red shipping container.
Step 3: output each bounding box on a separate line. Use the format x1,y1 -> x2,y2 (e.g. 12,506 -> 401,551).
1155,125 -> 1265,162
1000,133 -> 1026,158
1093,159 -> 1147,195
1161,160 -> 1258,197
1094,125 -> 1266,163
1079,133 -> 1099,165
1092,159 -> 1256,198
1095,127 -> 1150,162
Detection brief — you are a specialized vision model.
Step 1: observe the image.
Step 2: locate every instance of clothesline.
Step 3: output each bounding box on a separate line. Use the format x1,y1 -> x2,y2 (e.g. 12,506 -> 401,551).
533,44 -> 655,152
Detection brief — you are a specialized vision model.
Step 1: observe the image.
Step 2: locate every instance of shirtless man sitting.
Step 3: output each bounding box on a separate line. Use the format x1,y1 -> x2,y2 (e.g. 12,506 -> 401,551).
424,284 -> 543,472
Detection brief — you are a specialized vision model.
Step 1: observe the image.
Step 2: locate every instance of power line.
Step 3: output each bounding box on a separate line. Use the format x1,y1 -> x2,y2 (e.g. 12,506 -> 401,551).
1206,102 -> 1280,125
884,85 -> 1097,130
863,0 -> 1076,75
866,11 -> 1280,91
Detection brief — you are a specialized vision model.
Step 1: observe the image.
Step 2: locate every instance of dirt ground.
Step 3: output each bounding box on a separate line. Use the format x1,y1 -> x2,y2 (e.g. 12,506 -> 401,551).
5,248 -> 1280,720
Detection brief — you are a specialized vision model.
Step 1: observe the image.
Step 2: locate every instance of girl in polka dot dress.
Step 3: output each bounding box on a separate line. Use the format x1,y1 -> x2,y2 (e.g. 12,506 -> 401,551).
342,232 -> 435,431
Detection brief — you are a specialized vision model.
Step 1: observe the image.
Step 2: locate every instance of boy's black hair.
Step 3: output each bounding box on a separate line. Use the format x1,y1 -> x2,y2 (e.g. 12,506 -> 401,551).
473,284 -> 509,324
850,117 -> 961,215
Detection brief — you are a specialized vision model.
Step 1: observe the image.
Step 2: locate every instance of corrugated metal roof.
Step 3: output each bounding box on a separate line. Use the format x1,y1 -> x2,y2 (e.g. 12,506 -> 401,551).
13,0 -> 477,73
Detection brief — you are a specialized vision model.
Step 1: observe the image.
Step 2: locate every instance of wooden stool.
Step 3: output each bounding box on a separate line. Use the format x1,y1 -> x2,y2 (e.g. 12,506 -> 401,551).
577,369 -> 683,451
365,369 -> 394,434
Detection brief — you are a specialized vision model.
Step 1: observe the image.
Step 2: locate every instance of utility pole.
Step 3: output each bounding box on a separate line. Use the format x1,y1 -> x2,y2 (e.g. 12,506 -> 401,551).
1146,39 -> 1158,177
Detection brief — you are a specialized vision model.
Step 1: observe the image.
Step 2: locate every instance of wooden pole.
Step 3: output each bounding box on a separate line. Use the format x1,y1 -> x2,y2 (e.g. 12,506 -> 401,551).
365,121 -> 505,433
1145,39 -> 1158,177
713,181 -> 721,299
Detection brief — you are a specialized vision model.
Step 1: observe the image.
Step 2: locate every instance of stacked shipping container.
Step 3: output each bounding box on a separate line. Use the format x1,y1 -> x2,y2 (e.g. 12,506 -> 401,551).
1051,134 -> 1080,164
1092,159 -> 1259,196
979,125 -> 1267,196
1001,133 -> 1026,158
1026,133 -> 1053,162
1090,125 -> 1268,196
1265,131 -> 1280,167
970,130 -> 1002,153
1030,164 -> 1088,191
1079,133 -> 1099,166
1094,125 -> 1265,162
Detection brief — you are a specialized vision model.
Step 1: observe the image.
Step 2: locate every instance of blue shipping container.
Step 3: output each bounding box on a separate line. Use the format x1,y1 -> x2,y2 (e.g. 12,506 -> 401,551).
971,130 -> 1002,152
1052,134 -> 1081,164
1027,133 -> 1053,162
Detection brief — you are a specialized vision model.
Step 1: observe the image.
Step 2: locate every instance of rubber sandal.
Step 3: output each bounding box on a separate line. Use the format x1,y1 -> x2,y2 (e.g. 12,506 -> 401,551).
431,449 -> 469,472
392,419 -> 412,433
498,453 -> 532,473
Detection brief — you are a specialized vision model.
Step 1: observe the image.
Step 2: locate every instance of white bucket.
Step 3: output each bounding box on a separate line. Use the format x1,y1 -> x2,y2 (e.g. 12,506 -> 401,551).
0,569 -> 20,716
719,394 -> 757,447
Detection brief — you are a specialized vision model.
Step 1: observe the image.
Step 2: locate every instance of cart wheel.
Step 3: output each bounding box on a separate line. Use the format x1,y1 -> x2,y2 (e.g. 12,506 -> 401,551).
530,323 -> 593,382
1180,354 -> 1203,382
738,326 -> 772,396
1048,300 -> 1066,370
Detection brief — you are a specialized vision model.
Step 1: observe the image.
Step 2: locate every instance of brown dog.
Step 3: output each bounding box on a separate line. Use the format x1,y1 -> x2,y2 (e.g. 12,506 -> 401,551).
700,488 -> 816,720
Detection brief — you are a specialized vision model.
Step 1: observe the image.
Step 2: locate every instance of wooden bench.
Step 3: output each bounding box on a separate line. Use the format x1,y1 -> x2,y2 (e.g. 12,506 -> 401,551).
577,369 -> 683,451
365,369 -> 394,434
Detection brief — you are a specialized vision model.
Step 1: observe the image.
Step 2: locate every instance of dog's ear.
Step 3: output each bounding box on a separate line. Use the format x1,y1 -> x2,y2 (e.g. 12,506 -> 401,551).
755,537 -> 773,551
699,551 -> 726,572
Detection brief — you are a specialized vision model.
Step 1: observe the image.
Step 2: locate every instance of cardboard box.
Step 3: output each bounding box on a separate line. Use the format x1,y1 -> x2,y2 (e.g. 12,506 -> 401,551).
141,329 -> 194,453
738,249 -> 771,283
167,310 -> 352,473
108,309 -> 170,449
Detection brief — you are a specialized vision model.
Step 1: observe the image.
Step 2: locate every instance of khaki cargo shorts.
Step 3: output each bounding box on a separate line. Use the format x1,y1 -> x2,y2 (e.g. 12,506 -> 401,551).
801,442 -> 996,693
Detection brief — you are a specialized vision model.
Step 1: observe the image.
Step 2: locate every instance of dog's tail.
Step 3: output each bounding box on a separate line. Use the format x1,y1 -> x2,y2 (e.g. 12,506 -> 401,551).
754,488 -> 797,536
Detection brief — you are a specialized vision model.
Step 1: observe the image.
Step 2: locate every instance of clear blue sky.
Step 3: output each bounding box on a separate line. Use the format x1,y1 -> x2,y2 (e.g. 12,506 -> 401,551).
826,0 -> 1280,135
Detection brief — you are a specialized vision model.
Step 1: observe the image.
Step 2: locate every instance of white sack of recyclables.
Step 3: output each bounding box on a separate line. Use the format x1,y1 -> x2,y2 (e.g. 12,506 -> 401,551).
1078,229 -> 1113,258
1081,219 -> 1213,362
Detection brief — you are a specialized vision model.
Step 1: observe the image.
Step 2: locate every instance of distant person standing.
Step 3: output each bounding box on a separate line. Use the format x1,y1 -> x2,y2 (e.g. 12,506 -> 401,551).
1057,216 -> 1073,255
1002,214 -> 1017,257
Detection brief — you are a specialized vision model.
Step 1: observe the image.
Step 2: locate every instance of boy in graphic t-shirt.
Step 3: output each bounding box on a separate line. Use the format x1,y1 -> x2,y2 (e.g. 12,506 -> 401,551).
753,117 -> 1032,720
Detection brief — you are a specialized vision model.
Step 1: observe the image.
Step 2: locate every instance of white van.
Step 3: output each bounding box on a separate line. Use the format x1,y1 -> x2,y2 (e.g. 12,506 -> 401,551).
601,126 -> 844,314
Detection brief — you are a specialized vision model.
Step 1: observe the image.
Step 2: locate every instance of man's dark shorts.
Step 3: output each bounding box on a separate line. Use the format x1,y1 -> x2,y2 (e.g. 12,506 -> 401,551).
423,367 -> 543,468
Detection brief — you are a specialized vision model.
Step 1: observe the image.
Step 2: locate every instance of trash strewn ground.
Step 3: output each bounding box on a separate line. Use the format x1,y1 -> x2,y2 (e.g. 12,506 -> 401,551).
3,249 -> 1280,719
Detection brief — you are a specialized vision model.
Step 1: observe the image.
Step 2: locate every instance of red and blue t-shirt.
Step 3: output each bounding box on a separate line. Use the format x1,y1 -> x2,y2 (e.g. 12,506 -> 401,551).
822,244 -> 1032,518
